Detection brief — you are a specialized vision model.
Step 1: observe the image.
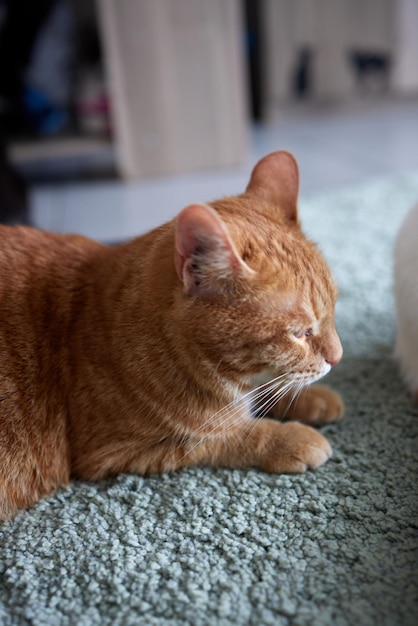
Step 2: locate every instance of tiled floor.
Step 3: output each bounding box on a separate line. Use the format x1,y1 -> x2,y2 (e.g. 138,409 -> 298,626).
30,97 -> 418,242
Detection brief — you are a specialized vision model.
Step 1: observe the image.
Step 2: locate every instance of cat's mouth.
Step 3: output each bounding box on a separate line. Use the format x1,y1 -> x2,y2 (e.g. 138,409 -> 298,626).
282,361 -> 332,388
251,362 -> 332,396
299,362 -> 332,386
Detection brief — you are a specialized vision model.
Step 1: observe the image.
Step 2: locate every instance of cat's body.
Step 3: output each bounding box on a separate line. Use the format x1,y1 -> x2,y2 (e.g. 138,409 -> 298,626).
0,152 -> 343,520
394,204 -> 418,402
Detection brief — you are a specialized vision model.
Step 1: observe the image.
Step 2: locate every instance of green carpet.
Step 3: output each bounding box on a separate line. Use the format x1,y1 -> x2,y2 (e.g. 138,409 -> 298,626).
1,174 -> 418,626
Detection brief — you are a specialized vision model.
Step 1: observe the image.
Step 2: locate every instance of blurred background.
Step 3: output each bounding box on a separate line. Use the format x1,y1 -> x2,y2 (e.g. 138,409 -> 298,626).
1,0 -> 417,242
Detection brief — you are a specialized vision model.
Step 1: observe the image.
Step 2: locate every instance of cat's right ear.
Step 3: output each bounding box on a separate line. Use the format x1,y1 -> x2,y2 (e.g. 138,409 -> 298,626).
246,151 -> 299,223
174,204 -> 253,295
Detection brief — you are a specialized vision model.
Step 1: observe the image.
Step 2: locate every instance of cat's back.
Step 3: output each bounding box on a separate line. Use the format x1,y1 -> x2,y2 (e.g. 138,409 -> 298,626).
0,225 -> 102,373
0,225 -> 98,284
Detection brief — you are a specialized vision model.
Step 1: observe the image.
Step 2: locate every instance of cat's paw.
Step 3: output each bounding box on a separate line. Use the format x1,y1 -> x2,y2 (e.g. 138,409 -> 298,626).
262,422 -> 332,473
271,385 -> 344,425
294,385 -> 344,424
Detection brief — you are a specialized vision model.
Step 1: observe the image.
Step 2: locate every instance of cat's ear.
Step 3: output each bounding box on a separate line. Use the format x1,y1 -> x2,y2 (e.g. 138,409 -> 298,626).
246,151 -> 299,222
175,203 -> 253,294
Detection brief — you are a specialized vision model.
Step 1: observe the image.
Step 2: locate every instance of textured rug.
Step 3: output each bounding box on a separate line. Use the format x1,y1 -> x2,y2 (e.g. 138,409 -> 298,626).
1,174 -> 418,626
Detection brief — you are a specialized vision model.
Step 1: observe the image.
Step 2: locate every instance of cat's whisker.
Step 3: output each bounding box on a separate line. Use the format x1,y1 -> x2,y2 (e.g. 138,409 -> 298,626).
181,403 -> 244,448
211,374 -> 290,424
173,349 -> 304,464
190,373 -> 292,436
214,359 -> 223,376
242,382 -> 297,442
251,381 -> 295,418
186,375 -> 296,452
289,383 -> 304,412
278,381 -> 305,418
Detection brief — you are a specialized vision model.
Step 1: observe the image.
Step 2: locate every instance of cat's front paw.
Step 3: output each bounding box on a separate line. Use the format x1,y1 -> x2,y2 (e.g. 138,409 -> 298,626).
270,385 -> 344,425
293,385 -> 344,425
262,422 -> 332,473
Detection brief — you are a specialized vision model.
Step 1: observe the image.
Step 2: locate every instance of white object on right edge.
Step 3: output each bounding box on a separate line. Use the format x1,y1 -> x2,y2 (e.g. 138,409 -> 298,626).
394,203 -> 418,401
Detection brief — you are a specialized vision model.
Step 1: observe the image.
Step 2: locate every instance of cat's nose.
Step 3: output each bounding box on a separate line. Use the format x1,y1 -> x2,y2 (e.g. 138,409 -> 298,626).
326,334 -> 343,367
326,354 -> 342,367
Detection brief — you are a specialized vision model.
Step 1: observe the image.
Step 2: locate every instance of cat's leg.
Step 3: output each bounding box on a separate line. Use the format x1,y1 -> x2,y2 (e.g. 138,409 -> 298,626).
0,406 -> 70,520
0,460 -> 70,520
125,418 -> 332,475
0,458 -> 70,520
264,385 -> 344,425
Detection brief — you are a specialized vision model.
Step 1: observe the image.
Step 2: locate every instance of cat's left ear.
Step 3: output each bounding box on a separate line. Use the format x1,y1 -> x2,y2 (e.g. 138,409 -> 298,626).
246,151 -> 299,223
175,203 -> 253,294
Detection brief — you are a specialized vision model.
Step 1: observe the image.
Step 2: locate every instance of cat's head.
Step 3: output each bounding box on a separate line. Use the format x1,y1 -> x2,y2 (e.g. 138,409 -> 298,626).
173,151 -> 342,387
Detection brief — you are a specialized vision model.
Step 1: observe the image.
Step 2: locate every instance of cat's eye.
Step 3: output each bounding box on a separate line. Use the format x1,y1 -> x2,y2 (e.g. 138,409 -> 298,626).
294,328 -> 313,339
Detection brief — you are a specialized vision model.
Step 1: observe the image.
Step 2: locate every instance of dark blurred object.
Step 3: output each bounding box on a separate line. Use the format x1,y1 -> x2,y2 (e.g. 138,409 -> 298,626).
0,0 -> 108,141
23,0 -> 75,137
0,142 -> 28,224
0,0 -> 57,137
244,0 -> 263,121
293,47 -> 314,99
349,50 -> 392,93
0,0 -> 54,223
70,0 -> 110,137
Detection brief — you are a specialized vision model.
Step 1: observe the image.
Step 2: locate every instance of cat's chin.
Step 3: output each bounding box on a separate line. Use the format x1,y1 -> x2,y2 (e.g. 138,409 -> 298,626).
298,362 -> 332,386
294,362 -> 332,387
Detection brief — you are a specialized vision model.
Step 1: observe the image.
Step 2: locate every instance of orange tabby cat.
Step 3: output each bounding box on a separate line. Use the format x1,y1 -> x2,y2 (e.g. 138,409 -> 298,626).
0,151 -> 343,520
